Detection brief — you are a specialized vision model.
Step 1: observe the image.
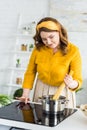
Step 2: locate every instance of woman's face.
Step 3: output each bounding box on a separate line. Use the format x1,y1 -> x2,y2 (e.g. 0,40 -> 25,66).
40,31 -> 60,49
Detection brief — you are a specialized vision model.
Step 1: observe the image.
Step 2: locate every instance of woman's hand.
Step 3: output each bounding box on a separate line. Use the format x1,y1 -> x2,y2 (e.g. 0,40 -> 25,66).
64,74 -> 78,89
16,88 -> 30,104
16,96 -> 30,104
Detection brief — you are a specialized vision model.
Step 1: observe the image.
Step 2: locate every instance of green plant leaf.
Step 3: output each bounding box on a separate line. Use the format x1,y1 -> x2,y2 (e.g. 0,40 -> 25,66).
76,88 -> 83,93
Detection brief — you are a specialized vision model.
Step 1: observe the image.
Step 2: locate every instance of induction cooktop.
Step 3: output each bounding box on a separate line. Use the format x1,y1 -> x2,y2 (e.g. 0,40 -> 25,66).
0,101 -> 77,127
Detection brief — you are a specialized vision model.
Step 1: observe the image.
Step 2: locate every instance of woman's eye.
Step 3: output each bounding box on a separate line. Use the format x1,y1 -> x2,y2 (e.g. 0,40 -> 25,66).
49,36 -> 54,39
42,35 -> 54,42
42,39 -> 46,41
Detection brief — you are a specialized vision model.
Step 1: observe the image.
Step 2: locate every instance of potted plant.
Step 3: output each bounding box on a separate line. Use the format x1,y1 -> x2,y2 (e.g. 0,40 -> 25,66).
13,88 -> 23,99
0,94 -> 12,107
75,88 -> 83,93
29,44 -> 34,51
16,58 -> 21,67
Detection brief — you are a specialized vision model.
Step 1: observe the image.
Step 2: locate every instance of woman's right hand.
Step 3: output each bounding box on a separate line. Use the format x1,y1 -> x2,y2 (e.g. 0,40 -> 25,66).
16,88 -> 30,104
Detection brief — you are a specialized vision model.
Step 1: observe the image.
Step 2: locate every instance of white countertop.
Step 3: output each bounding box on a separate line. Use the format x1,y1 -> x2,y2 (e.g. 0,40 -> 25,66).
0,102 -> 87,130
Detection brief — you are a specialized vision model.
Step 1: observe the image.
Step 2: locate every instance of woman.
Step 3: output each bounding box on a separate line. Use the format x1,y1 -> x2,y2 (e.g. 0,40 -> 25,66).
18,17 -> 82,108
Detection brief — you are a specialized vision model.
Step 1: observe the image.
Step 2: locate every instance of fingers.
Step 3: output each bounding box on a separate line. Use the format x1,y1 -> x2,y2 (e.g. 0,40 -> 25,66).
64,74 -> 73,82
25,98 -> 29,104
65,74 -> 73,80
64,74 -> 73,86
15,96 -> 30,104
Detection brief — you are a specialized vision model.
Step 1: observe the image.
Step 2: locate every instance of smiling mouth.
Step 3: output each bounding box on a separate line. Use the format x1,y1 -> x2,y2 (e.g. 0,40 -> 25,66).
49,44 -> 54,48
47,44 -> 53,46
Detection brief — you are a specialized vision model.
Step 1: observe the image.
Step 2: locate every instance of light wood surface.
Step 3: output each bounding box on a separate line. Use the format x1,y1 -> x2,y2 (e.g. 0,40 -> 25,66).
53,70 -> 74,100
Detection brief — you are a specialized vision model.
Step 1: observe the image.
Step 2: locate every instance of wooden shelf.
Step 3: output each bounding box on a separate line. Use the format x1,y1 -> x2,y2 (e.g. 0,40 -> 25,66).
7,67 -> 26,71
7,83 -> 22,88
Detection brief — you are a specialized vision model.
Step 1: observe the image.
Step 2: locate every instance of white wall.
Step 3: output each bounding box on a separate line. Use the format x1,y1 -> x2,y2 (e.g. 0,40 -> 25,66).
0,0 -> 50,95
68,32 -> 87,105
49,0 -> 87,105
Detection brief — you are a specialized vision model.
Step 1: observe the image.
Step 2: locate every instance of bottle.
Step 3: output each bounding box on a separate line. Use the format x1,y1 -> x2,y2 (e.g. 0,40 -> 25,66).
30,21 -> 36,34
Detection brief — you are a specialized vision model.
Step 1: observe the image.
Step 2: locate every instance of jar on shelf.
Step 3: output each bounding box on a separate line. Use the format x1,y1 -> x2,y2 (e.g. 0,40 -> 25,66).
16,77 -> 22,84
21,44 -> 27,51
30,21 -> 36,35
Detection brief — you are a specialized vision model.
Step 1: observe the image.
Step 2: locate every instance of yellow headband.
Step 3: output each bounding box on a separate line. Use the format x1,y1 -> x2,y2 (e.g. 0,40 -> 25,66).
36,21 -> 60,31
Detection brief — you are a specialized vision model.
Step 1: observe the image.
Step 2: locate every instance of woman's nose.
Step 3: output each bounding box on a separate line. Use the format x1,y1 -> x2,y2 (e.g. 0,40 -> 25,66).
46,39 -> 51,44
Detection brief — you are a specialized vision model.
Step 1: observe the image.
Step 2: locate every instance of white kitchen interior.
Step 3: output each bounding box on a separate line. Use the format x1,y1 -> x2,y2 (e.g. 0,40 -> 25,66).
0,0 -> 87,129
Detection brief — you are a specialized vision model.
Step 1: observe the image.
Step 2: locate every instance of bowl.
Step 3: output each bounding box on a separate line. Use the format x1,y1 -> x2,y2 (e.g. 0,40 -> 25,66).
80,104 -> 87,116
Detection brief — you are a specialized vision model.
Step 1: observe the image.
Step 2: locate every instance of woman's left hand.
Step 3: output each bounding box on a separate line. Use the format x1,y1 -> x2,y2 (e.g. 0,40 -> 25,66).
64,74 -> 78,89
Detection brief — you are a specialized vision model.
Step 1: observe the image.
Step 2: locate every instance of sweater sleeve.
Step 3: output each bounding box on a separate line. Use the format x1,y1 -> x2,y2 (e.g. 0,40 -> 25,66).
22,48 -> 37,89
70,47 -> 83,91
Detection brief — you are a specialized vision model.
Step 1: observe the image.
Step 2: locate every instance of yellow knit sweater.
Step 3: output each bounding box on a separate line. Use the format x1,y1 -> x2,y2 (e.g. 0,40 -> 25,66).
22,42 -> 82,91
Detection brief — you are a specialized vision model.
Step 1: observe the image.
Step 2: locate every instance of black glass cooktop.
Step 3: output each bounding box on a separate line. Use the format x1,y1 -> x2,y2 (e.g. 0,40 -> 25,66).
0,101 -> 77,127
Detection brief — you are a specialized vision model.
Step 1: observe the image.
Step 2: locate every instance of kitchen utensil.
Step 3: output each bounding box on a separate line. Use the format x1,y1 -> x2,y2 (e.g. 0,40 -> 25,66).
42,95 -> 67,114
42,113 -> 58,126
53,70 -> 74,100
